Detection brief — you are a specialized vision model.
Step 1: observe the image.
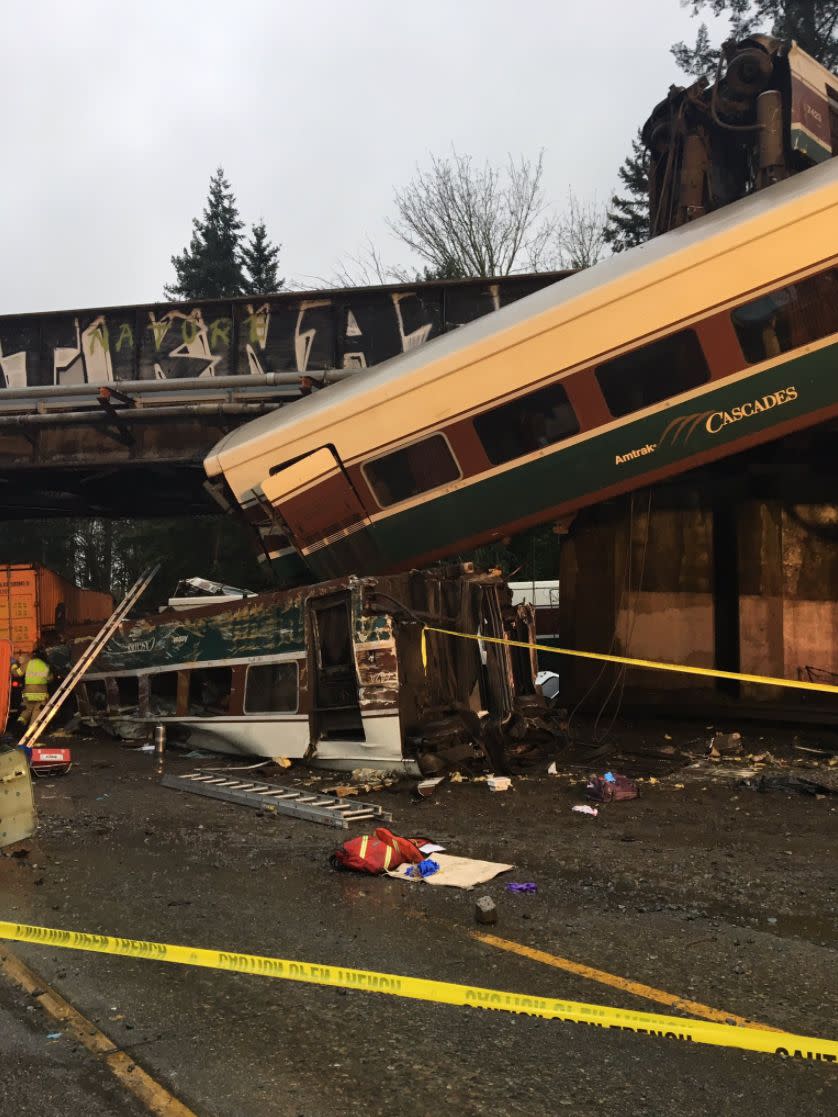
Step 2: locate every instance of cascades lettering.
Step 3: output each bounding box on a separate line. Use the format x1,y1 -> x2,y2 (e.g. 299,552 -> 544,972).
705,387 -> 798,434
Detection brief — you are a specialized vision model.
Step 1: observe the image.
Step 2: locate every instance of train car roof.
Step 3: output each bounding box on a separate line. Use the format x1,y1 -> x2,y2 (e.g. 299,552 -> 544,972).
205,157 -> 838,480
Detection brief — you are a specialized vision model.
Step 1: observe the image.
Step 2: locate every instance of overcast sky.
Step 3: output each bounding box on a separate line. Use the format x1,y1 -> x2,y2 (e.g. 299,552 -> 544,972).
0,0 -> 730,314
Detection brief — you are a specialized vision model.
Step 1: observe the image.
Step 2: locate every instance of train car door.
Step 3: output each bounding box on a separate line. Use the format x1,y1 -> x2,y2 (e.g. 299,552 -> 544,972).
261,448 -> 377,576
308,592 -> 365,743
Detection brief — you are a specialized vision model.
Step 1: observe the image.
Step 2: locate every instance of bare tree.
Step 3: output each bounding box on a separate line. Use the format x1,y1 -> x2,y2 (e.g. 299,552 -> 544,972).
299,155 -> 607,290
289,237 -> 397,290
326,238 -> 396,288
387,149 -> 556,278
553,191 -> 608,270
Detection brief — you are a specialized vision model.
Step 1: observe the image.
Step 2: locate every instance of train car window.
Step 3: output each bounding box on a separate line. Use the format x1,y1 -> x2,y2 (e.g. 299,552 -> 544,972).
80,679 -> 108,713
731,269 -> 838,363
364,434 -> 460,507
115,676 -> 139,709
596,329 -> 709,417
187,666 -> 233,717
244,661 -> 298,713
148,671 -> 179,716
474,381 -> 579,465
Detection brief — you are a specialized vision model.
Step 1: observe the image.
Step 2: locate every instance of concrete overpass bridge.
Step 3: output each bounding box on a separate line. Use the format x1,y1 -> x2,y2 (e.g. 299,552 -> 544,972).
0,272 -> 566,518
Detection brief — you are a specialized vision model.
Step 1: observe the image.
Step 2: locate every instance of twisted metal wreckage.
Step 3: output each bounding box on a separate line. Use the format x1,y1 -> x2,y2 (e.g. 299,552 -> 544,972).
52,567 -> 561,772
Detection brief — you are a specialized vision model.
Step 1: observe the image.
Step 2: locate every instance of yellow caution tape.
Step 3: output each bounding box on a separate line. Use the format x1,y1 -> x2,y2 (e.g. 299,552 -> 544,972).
0,920 -> 836,1062
422,626 -> 838,696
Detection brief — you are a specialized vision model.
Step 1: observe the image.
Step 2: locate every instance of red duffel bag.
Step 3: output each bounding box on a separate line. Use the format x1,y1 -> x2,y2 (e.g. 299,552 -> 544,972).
331,827 -> 425,874
586,773 -> 639,802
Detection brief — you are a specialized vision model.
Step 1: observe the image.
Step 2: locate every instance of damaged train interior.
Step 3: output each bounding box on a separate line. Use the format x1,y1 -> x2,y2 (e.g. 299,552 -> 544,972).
53,566 -> 554,773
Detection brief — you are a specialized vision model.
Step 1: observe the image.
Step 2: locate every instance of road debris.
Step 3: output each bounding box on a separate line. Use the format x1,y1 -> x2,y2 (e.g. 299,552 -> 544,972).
572,804 -> 599,817
474,896 -> 498,925
486,776 -> 512,792
709,732 -> 744,759
331,828 -> 424,874
416,777 -> 445,798
505,882 -> 537,894
740,773 -> 837,796
586,772 -> 638,802
389,853 -> 513,889
404,859 -> 440,879
535,671 -> 560,702
327,768 -> 402,797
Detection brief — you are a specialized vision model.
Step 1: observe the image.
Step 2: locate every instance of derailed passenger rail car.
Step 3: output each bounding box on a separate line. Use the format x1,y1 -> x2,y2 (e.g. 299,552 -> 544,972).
205,158 -> 838,585
53,567 -> 540,772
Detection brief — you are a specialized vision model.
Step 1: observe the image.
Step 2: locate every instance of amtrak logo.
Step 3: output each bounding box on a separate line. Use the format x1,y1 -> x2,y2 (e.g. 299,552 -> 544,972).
615,443 -> 657,465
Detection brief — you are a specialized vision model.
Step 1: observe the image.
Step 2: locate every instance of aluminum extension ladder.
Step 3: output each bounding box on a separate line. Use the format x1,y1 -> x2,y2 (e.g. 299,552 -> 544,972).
161,770 -> 393,829
19,564 -> 160,751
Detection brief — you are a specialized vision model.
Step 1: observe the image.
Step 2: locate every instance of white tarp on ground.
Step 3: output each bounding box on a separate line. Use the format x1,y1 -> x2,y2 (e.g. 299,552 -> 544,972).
387,853 -> 513,889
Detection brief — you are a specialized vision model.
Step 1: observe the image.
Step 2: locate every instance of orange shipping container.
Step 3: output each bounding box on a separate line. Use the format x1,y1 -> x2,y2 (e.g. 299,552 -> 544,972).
0,564 -> 113,659
0,638 -> 10,723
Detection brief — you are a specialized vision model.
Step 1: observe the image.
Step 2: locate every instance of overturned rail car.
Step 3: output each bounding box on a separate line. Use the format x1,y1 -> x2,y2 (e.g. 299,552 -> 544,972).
205,158 -> 838,586
52,567 -> 542,772
644,37 -> 838,237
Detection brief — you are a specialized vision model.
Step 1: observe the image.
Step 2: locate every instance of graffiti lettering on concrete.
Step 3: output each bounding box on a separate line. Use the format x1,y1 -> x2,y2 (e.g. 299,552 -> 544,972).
0,276 -> 557,390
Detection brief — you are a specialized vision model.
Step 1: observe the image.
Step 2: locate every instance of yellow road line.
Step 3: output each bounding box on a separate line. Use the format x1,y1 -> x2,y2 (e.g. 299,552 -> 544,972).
471,932 -> 780,1031
421,625 -> 838,695
0,946 -> 198,1117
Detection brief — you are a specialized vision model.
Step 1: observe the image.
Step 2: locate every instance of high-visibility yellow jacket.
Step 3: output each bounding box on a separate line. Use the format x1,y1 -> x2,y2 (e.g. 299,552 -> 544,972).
23,657 -> 53,702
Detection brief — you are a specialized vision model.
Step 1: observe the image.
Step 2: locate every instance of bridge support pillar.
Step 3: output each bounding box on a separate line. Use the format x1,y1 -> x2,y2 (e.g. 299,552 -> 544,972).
558,480 -> 838,717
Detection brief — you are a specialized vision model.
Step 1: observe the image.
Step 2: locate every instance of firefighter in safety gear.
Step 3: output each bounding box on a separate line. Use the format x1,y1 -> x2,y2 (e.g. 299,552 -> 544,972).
17,649 -> 53,730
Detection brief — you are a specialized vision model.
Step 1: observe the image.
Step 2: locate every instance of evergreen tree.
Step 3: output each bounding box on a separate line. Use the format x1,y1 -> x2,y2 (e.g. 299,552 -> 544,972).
1,515 -> 271,605
241,220 -> 283,294
419,257 -> 467,281
165,168 -> 246,300
603,130 -> 651,253
672,2 -> 838,77
671,22 -> 721,77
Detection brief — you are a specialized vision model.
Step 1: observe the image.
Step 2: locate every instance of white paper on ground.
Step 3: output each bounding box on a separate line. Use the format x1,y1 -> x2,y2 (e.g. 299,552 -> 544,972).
387,853 -> 513,890
486,776 -> 511,792
418,842 -> 446,854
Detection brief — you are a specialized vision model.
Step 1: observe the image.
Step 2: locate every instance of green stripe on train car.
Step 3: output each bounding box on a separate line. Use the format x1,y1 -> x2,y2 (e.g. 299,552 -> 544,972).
364,340 -> 838,568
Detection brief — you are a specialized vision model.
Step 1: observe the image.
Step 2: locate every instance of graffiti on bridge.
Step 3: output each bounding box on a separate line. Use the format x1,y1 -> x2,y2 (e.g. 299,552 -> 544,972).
0,276 -> 557,391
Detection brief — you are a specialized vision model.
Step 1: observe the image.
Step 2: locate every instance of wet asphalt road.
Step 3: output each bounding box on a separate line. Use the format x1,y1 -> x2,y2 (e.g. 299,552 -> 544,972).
0,727 -> 836,1116
0,975 -> 145,1115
